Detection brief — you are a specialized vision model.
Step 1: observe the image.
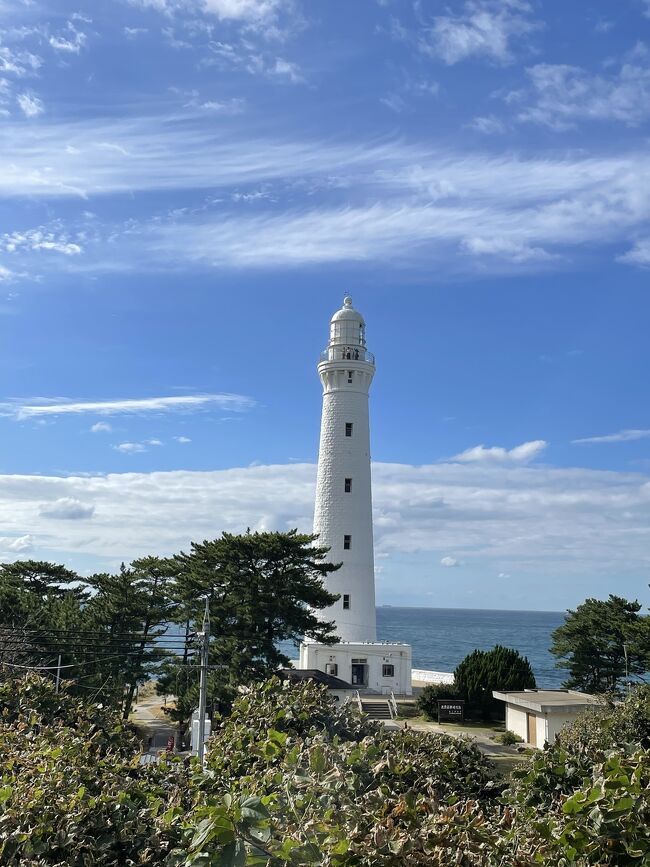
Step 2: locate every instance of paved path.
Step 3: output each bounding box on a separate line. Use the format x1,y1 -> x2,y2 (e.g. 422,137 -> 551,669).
130,695 -> 177,752
400,719 -> 521,758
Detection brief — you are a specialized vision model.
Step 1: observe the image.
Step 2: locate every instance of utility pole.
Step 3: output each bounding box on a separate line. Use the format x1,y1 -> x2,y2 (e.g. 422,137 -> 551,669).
197,597 -> 210,767
55,654 -> 62,694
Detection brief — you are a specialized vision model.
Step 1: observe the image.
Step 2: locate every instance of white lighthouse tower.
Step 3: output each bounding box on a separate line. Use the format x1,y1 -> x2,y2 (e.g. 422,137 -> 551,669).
299,296 -> 412,695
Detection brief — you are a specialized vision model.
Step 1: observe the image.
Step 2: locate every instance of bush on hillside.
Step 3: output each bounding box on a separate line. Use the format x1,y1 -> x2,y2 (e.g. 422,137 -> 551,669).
454,645 -> 536,719
2,673 -> 650,865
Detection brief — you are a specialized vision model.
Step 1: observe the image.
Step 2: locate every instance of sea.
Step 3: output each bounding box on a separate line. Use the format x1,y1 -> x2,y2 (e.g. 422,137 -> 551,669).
376,606 -> 566,689
281,607 -> 567,689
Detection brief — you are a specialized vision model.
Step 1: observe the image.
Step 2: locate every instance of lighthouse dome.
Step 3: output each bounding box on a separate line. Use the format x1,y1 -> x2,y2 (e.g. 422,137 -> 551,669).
331,296 -> 365,325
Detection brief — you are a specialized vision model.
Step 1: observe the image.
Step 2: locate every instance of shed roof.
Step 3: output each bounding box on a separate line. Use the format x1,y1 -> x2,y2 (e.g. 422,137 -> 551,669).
493,689 -> 601,714
280,668 -> 355,691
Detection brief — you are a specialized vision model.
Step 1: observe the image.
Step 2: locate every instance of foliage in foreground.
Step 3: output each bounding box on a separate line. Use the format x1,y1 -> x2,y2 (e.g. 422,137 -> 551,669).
1,675 -> 650,865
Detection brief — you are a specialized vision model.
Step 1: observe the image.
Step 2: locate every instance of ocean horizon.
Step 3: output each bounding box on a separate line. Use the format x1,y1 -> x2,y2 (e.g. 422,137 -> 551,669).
375,605 -> 566,688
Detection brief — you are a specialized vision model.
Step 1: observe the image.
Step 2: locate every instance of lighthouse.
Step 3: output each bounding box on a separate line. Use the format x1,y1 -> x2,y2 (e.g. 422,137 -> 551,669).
299,296 -> 412,695
313,296 -> 377,642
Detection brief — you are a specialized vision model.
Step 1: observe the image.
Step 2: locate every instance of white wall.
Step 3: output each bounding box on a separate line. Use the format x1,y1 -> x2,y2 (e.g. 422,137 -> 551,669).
506,706 -> 528,742
314,370 -> 376,642
505,705 -> 584,747
301,641 -> 412,695
546,712 -> 581,745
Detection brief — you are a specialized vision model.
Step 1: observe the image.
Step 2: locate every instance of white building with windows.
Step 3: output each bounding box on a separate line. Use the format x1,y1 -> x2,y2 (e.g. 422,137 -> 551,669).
299,296 -> 412,695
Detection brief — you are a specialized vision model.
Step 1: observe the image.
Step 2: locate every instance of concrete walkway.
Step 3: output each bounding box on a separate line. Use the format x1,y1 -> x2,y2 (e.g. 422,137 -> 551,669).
130,694 -> 177,753
400,718 -> 522,759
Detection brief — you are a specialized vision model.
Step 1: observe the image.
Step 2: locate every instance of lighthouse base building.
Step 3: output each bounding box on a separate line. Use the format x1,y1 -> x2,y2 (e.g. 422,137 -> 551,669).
298,296 -> 412,696
299,641 -> 412,696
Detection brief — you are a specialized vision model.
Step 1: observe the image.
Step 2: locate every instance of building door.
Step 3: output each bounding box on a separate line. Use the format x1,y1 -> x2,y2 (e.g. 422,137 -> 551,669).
526,713 -> 537,746
351,663 -> 368,686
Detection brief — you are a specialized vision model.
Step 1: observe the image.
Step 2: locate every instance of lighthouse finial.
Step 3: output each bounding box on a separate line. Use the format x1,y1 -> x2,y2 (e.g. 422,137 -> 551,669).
343,295 -> 353,308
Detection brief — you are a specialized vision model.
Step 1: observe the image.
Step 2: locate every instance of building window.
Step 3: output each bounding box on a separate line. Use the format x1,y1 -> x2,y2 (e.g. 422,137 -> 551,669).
382,664 -> 395,678
344,477 -> 352,493
343,534 -> 351,550
343,594 -> 350,609
347,371 -> 353,383
325,662 -> 338,676
345,422 -> 353,437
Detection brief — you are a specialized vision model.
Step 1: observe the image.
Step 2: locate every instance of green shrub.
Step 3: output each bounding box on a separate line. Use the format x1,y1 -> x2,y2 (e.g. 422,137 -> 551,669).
417,682 -> 459,719
454,645 -> 536,719
496,729 -> 523,745
396,702 -> 421,718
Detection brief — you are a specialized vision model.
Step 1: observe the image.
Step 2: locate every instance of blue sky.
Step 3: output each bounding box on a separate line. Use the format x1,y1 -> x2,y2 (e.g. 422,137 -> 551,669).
1,0 -> 650,611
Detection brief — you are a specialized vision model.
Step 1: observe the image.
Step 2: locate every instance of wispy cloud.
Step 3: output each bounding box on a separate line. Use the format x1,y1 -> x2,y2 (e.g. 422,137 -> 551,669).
440,556 -> 460,567
619,238 -> 650,267
90,422 -> 112,433
573,429 -> 650,444
17,91 -> 43,117
452,440 -> 547,464
1,393 -> 255,419
420,0 -> 539,66
518,46 -> 650,129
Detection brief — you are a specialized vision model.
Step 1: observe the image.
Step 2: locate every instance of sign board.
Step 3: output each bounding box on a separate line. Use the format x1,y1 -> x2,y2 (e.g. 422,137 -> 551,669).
437,700 -> 464,723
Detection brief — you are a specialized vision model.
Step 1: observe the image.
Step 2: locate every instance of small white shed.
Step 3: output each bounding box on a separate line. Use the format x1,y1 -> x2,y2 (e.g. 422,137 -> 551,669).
492,689 -> 600,749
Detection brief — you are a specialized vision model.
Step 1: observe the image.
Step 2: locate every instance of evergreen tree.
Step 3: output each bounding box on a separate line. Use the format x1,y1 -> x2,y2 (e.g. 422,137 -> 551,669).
157,530 -> 340,731
551,595 -> 647,693
454,645 -> 536,719
85,561 -> 172,716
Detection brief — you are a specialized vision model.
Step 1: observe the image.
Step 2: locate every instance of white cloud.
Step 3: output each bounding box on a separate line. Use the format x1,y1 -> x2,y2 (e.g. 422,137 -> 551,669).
1,393 -> 254,420
114,442 -> 147,454
0,462 -> 649,597
0,534 -> 33,553
573,429 -> 650,444
2,116 -> 650,273
270,58 -> 302,82
174,435 -> 192,443
39,497 -> 94,519
497,572 -> 511,579
91,422 -> 112,433
49,23 -> 87,54
0,264 -> 14,282
17,91 -> 43,117
518,49 -> 650,129
441,556 -> 460,567
619,238 -> 650,267
420,0 -> 538,66
0,45 -> 41,77
468,114 -> 506,134
1,227 -> 82,256
452,440 -> 547,464
203,0 -> 288,23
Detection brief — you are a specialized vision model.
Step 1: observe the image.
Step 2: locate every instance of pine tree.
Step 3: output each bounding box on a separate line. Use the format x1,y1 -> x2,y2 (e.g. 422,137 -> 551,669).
454,645 -> 536,719
551,595 -> 646,693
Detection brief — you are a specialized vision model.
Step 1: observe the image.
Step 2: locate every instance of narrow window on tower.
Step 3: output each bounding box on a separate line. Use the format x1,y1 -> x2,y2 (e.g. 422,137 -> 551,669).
344,478 -> 352,493
345,422 -> 353,437
347,370 -> 353,383
343,534 -> 351,550
343,594 -> 350,610
382,664 -> 395,678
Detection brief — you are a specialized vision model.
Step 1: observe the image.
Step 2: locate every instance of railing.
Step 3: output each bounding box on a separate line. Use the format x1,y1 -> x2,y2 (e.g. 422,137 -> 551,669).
319,349 -> 375,364
354,690 -> 363,714
389,691 -> 399,720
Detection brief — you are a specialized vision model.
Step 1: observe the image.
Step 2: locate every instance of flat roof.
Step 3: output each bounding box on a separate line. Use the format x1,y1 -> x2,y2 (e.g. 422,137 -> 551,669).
493,689 -> 601,714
